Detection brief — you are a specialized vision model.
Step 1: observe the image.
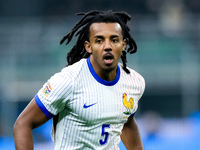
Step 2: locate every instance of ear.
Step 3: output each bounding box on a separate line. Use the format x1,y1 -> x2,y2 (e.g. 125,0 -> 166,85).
123,39 -> 127,51
84,41 -> 92,53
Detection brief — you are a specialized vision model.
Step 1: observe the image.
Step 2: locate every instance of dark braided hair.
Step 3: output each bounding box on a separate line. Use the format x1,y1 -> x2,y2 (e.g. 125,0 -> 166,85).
60,10 -> 137,74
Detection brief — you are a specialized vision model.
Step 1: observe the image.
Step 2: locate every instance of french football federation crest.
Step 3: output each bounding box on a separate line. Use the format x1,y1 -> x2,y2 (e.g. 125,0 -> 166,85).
122,93 -> 134,115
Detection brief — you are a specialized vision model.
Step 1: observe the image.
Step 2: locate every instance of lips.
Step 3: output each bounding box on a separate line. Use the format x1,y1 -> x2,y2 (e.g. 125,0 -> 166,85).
103,53 -> 114,65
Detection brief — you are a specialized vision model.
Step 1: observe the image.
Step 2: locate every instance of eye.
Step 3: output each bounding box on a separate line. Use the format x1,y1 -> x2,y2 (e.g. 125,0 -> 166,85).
96,39 -> 103,44
112,38 -> 118,43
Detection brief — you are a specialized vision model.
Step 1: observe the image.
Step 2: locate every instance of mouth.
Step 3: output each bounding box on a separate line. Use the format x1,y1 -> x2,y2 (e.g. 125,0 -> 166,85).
103,53 -> 114,65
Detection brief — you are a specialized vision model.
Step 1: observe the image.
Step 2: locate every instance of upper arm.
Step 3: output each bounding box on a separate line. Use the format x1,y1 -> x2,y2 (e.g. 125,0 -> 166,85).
15,98 -> 50,129
120,116 -> 144,150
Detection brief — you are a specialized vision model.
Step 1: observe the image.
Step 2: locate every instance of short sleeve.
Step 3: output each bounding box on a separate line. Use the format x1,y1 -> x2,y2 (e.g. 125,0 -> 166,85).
36,71 -> 73,116
138,75 -> 145,100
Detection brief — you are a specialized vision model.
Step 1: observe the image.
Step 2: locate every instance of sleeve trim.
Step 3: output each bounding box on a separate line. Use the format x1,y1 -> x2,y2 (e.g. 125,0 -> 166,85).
129,112 -> 136,118
35,94 -> 54,119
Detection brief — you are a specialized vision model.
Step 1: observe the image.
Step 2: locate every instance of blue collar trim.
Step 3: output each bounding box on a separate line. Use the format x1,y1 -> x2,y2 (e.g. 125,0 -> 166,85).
87,57 -> 120,86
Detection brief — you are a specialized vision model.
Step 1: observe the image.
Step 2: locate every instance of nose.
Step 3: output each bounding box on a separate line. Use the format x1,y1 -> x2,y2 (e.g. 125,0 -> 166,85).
104,40 -> 112,51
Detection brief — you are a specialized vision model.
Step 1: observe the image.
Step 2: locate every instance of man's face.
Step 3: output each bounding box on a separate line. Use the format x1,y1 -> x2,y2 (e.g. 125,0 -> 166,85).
85,22 -> 126,75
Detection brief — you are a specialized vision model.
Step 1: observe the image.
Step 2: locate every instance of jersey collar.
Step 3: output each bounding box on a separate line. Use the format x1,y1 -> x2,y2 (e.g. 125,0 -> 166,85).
87,57 -> 120,86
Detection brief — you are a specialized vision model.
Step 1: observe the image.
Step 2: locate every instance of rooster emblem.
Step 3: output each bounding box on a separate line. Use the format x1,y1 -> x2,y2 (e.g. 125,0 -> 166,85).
123,93 -> 134,115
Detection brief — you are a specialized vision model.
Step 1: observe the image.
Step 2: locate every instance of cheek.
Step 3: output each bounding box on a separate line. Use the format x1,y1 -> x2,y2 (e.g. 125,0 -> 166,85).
92,45 -> 103,54
118,51 -> 123,59
116,46 -> 124,56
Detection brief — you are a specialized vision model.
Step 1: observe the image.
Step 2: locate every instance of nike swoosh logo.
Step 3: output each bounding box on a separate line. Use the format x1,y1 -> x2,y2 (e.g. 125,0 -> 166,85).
83,102 -> 97,109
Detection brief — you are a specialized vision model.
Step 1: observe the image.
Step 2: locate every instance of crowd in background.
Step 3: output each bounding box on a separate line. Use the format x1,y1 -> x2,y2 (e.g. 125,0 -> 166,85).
0,0 -> 200,17
0,0 -> 200,149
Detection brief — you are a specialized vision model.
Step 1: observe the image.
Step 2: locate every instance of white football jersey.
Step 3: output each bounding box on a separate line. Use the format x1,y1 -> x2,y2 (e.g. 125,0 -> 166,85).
35,57 -> 145,150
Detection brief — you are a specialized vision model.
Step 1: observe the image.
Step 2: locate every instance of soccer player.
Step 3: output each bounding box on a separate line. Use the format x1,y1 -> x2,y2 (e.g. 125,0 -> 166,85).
14,10 -> 145,150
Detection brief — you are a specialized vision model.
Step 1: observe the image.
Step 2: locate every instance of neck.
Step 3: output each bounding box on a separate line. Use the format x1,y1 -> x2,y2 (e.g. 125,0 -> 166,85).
89,57 -> 118,81
98,68 -> 117,81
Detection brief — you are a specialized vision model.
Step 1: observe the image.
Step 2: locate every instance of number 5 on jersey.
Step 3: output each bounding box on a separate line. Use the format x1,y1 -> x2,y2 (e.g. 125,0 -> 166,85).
99,124 -> 110,145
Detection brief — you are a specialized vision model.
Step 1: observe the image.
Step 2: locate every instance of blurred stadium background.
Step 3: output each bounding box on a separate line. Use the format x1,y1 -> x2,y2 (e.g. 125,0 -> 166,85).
0,0 -> 199,149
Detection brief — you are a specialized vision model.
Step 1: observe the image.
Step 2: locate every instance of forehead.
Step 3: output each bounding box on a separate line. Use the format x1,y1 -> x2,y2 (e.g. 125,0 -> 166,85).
89,23 -> 122,36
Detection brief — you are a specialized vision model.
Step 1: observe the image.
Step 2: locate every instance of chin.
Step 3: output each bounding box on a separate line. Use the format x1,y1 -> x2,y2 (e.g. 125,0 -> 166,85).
103,65 -> 116,72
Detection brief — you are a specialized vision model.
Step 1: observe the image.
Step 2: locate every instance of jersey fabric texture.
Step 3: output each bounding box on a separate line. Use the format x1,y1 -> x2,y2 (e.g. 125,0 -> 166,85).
35,57 -> 145,150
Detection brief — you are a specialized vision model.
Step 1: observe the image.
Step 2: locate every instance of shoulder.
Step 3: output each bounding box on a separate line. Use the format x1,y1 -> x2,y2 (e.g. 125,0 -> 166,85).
45,58 -> 87,89
119,64 -> 145,87
129,67 -> 145,85
37,59 -> 87,102
58,58 -> 87,80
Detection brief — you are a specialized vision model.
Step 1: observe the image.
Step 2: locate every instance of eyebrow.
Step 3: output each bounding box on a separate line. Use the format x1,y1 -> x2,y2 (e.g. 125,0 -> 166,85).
94,35 -> 120,39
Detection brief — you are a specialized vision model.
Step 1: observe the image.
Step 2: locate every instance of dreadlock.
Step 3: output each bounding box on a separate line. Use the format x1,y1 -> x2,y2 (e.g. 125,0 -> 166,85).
60,10 -> 137,74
